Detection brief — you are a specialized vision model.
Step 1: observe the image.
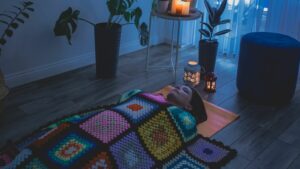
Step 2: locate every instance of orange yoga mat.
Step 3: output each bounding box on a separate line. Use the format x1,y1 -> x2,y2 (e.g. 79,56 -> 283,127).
155,85 -> 240,138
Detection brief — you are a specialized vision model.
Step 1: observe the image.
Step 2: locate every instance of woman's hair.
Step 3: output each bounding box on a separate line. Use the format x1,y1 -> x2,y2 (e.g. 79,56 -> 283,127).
189,87 -> 207,123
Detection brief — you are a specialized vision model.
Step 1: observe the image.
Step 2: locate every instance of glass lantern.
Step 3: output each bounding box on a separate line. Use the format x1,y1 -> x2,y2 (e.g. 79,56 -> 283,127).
204,72 -> 217,93
183,61 -> 201,86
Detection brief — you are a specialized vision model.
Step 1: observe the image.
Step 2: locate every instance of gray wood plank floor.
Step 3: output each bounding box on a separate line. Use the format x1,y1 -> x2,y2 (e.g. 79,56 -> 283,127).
1,44 -> 300,169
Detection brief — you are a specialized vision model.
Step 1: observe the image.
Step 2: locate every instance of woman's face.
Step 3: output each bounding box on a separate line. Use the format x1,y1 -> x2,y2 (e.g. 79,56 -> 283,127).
167,85 -> 193,110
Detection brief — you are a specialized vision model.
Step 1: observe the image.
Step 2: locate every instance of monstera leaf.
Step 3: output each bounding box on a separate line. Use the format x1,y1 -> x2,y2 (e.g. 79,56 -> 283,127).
54,7 -> 80,45
0,0 -> 34,56
54,0 -> 149,46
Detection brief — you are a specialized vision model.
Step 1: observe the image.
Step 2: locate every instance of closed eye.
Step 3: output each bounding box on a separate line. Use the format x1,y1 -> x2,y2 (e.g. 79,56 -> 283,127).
182,87 -> 190,94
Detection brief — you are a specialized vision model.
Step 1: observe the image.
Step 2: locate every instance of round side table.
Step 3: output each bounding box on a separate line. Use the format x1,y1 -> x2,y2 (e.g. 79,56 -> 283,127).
146,10 -> 204,83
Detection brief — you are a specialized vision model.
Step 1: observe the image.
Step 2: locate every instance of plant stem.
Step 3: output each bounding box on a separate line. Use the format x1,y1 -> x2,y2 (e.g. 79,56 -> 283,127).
107,14 -> 113,29
78,17 -> 95,26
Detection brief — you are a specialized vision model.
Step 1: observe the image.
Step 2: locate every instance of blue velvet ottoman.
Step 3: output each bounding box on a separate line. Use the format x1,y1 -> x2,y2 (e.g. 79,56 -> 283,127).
237,32 -> 300,104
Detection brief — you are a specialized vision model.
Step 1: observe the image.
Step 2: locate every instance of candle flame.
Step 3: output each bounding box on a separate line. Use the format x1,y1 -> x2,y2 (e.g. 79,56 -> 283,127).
188,61 -> 198,66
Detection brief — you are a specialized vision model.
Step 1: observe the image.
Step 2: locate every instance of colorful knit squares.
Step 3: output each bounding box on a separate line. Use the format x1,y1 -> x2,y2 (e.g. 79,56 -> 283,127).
112,96 -> 159,123
138,111 -> 182,161
80,110 -> 130,144
48,133 -> 95,167
168,106 -> 197,142
163,151 -> 208,169
83,152 -> 113,169
23,158 -> 47,169
2,149 -> 32,169
187,138 -> 230,164
109,132 -> 155,169
34,123 -> 71,147
140,93 -> 169,105
119,89 -> 142,103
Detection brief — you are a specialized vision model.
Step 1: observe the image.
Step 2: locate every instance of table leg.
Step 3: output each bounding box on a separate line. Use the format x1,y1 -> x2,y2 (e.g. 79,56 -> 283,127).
174,20 -> 181,83
146,15 -> 153,71
170,21 -> 175,73
200,14 -> 204,40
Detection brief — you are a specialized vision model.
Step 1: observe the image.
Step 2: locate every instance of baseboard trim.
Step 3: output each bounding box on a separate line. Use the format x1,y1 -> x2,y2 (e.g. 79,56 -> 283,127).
5,52 -> 95,88
5,36 -> 163,88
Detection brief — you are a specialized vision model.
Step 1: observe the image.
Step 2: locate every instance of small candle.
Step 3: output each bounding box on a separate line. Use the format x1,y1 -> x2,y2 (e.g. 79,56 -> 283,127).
171,0 -> 179,14
182,1 -> 190,15
171,0 -> 190,15
188,61 -> 198,66
176,1 -> 183,14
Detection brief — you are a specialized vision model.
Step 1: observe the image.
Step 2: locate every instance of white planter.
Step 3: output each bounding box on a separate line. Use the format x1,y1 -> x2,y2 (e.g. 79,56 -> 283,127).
157,0 -> 169,13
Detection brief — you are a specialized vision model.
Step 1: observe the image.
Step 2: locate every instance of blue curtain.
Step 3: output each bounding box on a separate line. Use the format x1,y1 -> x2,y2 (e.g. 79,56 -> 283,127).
196,0 -> 300,59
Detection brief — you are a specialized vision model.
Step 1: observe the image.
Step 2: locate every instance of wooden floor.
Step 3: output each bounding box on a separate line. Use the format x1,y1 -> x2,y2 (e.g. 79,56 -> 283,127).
1,44 -> 300,169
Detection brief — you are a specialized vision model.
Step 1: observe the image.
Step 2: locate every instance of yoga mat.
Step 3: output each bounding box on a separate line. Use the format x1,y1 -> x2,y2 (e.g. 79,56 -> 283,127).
155,85 -> 239,137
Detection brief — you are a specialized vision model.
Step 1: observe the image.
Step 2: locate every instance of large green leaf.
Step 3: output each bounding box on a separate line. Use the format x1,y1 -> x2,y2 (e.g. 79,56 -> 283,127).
107,0 -> 121,17
16,18 -> 25,23
53,7 -> 81,45
0,20 -> 8,25
214,29 -> 231,36
124,12 -> 131,22
133,7 -> 142,28
21,12 -> 29,18
5,29 -> 13,37
11,23 -> 19,29
217,19 -> 231,25
0,14 -> 13,19
24,1 -> 34,7
199,29 -> 211,38
200,22 -> 213,34
204,0 -> 214,20
0,38 -> 7,45
26,7 -> 34,12
216,0 -> 227,18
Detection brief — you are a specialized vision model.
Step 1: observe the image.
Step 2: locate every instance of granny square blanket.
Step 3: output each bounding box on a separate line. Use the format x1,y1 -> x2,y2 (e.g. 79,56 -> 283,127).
1,92 -> 236,169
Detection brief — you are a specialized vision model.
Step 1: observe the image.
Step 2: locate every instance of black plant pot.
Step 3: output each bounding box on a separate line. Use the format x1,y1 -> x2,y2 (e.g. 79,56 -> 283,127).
95,23 -> 122,78
198,40 -> 219,73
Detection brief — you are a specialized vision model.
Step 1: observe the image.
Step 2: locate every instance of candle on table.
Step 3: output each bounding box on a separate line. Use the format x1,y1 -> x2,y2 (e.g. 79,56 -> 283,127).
171,0 -> 190,15
182,1 -> 190,15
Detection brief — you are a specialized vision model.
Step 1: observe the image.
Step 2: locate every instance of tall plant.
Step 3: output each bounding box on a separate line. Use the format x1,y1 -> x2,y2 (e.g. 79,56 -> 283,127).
54,0 -> 149,46
199,0 -> 231,41
0,1 -> 35,56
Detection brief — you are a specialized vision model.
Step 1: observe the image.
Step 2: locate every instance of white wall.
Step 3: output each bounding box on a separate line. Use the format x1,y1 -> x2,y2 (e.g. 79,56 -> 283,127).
0,0 -> 164,87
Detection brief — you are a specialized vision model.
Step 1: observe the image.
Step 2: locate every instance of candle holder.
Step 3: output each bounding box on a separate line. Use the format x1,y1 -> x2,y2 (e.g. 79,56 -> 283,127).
204,72 -> 217,93
183,61 -> 201,86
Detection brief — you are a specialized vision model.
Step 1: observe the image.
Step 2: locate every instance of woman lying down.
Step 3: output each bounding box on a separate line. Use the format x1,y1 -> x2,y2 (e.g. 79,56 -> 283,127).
1,85 -> 235,169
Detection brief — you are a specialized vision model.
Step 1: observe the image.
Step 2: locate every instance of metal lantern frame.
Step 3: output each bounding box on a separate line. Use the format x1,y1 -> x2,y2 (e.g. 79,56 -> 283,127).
204,72 -> 217,93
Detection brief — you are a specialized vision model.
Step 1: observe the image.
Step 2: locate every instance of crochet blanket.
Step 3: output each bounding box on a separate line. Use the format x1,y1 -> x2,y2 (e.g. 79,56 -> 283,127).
1,92 -> 236,169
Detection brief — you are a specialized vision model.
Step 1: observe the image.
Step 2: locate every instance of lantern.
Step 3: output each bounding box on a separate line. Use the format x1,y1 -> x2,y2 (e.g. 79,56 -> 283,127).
183,61 -> 201,86
204,72 -> 217,93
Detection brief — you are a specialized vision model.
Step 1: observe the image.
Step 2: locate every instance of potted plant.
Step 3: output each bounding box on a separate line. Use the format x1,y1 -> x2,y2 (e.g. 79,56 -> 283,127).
54,0 -> 149,78
0,1 -> 35,113
198,0 -> 231,73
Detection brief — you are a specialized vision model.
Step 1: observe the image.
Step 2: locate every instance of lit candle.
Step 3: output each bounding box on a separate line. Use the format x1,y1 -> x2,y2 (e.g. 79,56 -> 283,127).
188,61 -> 197,66
171,0 -> 190,15
176,1 -> 183,14
182,1 -> 190,15
171,0 -> 179,14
